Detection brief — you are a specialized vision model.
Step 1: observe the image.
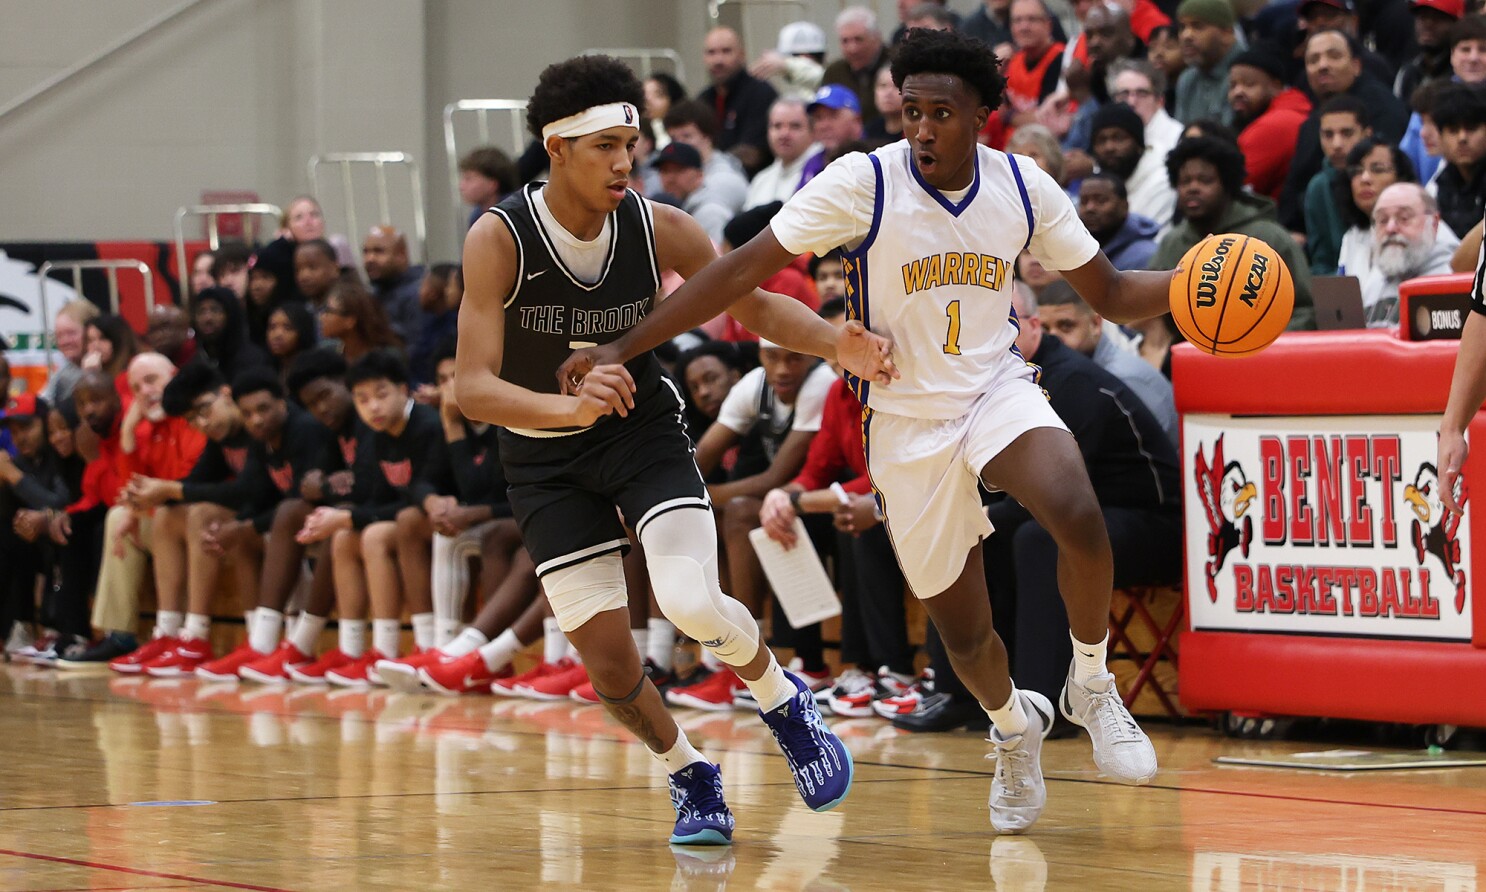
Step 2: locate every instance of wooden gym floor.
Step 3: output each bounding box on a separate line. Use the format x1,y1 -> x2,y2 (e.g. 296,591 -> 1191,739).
1,664 -> 1483,891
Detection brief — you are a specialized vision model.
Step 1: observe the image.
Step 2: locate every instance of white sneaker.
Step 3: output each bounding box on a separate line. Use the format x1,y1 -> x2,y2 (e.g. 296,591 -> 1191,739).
987,689 -> 1054,834
5,621 -> 34,659
1059,663 -> 1157,785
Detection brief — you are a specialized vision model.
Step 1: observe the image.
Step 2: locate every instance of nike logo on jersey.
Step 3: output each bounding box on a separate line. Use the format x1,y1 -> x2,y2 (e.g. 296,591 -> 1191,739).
526,269 -> 548,281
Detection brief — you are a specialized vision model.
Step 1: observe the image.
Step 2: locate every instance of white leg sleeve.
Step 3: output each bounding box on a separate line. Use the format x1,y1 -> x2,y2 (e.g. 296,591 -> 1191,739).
639,507 -> 761,667
431,523 -> 496,644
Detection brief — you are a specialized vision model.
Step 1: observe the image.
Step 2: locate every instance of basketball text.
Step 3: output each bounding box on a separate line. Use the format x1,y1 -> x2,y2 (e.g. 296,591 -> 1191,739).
1239,252 -> 1269,308
1194,236 -> 1236,308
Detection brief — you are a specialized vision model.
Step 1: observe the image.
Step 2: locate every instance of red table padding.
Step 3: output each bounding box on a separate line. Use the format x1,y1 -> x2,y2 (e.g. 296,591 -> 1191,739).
1174,331 -> 1486,723
1182,630 -> 1486,726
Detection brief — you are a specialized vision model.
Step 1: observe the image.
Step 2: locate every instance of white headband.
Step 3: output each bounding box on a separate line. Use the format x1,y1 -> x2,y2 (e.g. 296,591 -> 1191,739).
541,102 -> 640,142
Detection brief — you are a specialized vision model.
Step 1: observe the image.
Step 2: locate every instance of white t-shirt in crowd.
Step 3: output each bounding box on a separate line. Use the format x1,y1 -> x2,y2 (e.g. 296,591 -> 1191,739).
717,362 -> 836,436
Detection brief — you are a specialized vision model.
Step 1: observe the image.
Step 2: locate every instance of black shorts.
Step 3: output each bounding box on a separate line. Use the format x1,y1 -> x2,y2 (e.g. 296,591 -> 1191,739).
498,379 -> 709,576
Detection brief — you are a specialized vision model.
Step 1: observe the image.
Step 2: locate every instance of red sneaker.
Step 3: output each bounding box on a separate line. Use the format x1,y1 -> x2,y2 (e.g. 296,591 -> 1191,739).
418,650 -> 508,695
144,637 -> 214,678
108,635 -> 179,675
240,641 -> 312,685
325,650 -> 388,688
375,649 -> 443,693
665,667 -> 745,712
570,680 -> 602,704
195,641 -> 261,682
521,661 -> 589,700
287,648 -> 355,685
492,658 -> 568,697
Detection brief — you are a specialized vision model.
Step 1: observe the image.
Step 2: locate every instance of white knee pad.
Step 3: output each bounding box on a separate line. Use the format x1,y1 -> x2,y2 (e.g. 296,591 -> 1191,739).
641,509 -> 760,665
544,553 -> 628,633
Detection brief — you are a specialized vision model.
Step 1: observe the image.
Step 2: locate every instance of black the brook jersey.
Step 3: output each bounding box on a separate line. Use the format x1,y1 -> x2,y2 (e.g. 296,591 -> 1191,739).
490,184 -> 664,428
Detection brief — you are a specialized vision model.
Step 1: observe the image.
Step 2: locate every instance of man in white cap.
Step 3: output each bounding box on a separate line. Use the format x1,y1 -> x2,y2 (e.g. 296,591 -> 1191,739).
751,21 -> 828,100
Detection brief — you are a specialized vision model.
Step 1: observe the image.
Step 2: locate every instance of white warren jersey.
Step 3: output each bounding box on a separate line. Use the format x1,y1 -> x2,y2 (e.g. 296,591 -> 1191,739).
771,141 -> 1099,420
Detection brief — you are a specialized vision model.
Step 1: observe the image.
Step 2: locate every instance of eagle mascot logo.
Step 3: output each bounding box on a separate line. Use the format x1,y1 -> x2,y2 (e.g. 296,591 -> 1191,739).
1404,461 -> 1468,615
1195,436 -> 1256,603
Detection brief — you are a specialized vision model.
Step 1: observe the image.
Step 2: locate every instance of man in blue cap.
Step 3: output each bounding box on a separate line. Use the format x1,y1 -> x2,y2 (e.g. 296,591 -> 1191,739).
798,84 -> 865,187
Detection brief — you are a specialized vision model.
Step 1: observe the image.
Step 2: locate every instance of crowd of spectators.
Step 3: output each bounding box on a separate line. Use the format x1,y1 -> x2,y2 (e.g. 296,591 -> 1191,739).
4,0 -> 1475,732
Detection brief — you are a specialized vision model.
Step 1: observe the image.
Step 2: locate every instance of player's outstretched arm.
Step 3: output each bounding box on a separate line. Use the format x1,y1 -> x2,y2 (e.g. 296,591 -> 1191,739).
558,205 -> 897,390
1062,250 -> 1174,326
455,215 -> 634,430
1440,311 -> 1486,513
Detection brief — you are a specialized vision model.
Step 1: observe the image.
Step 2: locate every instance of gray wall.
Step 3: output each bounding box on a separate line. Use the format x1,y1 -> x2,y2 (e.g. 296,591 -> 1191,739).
0,0 -> 948,262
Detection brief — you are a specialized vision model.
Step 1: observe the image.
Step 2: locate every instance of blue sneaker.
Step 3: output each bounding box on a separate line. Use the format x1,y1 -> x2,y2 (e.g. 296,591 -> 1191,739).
758,670 -> 854,811
668,761 -> 735,846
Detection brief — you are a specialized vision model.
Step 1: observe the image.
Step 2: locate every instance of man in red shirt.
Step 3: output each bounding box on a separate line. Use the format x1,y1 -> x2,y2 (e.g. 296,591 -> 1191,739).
1228,49 -> 1313,200
1004,0 -> 1066,129
56,358 -> 204,667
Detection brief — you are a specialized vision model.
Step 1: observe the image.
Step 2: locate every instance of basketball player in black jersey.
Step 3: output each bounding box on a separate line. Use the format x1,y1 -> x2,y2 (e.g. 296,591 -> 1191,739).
454,55 -> 897,846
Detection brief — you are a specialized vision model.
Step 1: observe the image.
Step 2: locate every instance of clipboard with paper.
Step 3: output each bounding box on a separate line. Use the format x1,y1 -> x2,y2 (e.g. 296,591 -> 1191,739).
748,518 -> 842,628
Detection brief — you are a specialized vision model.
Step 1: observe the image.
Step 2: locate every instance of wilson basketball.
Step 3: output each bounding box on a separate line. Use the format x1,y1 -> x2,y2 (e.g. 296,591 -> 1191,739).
1168,233 -> 1294,356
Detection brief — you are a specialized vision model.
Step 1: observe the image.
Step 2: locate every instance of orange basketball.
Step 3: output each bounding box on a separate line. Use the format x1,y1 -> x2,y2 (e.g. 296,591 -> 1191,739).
1168,233 -> 1294,357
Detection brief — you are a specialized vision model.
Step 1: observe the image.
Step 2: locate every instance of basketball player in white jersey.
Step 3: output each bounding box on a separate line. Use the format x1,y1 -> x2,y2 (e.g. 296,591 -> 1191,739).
562,29 -> 1178,833
454,55 -> 896,846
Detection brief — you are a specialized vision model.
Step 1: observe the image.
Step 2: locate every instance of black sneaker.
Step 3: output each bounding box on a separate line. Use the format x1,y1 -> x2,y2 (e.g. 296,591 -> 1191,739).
889,692 -> 989,733
56,633 -> 138,670
644,658 -> 677,691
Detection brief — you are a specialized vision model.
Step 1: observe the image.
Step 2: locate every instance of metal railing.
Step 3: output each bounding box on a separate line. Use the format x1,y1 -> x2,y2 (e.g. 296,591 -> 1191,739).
581,47 -> 686,82
308,152 -> 427,267
443,99 -> 528,249
36,259 -> 158,372
172,203 -> 283,303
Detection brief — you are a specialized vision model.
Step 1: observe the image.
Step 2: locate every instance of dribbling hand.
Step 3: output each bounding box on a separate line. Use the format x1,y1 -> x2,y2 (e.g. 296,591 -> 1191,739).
836,320 -> 899,386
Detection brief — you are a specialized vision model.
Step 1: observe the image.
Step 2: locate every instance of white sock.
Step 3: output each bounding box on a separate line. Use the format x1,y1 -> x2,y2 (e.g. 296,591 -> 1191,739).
478,629 -> 523,673
250,608 -> 284,654
1072,631 -> 1109,685
435,615 -> 462,647
701,647 -> 724,671
630,627 -> 649,659
646,618 -> 676,671
339,619 -> 368,658
372,618 -> 401,658
411,612 -> 436,652
441,626 -> 487,658
543,617 -> 569,664
986,689 -> 1029,738
291,614 -> 327,656
742,653 -> 797,712
653,730 -> 708,774
183,613 -> 211,642
243,609 -> 256,633
156,610 -> 184,638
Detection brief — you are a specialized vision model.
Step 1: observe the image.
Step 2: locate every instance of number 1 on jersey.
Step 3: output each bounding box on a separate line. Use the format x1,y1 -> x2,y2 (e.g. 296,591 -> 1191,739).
944,300 -> 962,355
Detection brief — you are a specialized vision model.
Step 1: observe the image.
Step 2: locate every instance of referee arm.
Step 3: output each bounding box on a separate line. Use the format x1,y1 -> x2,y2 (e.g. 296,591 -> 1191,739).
1439,267 -> 1486,514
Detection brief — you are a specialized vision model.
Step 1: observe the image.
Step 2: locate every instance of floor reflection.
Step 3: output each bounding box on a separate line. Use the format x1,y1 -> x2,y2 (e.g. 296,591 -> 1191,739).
1,665 -> 1483,892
